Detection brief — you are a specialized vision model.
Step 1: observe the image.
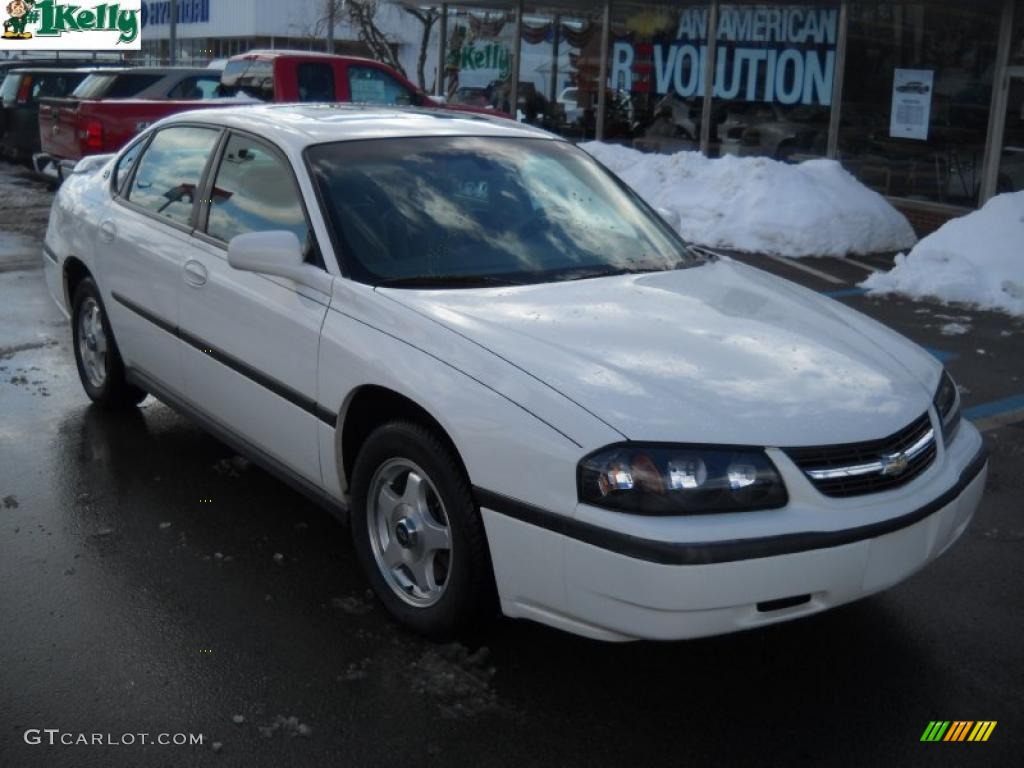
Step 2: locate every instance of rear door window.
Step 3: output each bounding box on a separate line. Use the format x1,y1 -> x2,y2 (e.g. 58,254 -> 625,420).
347,66 -> 413,106
126,126 -> 220,227
297,63 -> 335,102
114,136 -> 148,195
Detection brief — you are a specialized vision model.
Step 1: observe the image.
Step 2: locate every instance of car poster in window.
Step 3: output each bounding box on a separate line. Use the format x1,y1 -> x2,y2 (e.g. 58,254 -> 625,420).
350,77 -> 387,103
890,68 -> 934,141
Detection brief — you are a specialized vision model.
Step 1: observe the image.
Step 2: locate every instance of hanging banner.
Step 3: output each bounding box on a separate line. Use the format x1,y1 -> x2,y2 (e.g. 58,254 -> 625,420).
889,68 -> 933,141
610,5 -> 837,106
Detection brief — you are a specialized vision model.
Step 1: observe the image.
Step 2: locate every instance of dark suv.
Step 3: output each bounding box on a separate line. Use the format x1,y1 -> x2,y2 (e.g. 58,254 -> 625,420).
0,67 -> 98,163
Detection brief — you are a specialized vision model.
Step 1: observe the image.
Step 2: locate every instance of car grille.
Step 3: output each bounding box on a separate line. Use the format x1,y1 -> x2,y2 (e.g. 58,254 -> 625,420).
783,412 -> 936,498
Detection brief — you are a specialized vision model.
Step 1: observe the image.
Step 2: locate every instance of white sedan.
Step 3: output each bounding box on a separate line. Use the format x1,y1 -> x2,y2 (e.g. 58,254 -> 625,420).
43,104 -> 987,641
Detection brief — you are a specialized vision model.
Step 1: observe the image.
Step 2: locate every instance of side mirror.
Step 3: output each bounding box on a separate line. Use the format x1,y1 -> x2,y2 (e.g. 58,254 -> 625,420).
227,231 -> 333,295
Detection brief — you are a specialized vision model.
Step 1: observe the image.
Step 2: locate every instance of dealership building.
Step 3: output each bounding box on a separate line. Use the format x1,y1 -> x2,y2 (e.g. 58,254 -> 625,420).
138,1 -> 1024,229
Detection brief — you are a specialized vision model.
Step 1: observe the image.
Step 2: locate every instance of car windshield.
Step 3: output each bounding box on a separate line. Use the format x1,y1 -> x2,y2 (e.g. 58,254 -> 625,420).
307,136 -> 696,287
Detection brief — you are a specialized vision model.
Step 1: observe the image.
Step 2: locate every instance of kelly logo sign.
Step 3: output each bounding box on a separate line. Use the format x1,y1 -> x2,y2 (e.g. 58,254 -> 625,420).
611,4 -> 837,106
449,42 -> 511,80
1,0 -> 141,49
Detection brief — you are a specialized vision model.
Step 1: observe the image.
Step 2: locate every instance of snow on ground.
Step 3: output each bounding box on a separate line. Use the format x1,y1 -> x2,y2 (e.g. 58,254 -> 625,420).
862,191 -> 1024,316
580,142 -> 917,257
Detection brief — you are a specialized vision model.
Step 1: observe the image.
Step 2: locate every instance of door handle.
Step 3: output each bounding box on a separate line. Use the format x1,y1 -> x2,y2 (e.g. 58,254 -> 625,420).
99,220 -> 116,243
183,260 -> 208,288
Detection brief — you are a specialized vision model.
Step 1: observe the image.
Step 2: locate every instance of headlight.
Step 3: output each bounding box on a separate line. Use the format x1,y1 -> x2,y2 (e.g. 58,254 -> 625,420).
578,444 -> 788,515
933,369 -> 961,446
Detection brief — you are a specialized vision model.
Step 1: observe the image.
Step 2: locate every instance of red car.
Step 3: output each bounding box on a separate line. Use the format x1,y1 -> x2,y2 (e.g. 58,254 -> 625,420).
36,66 -> 223,179
36,51 -> 509,180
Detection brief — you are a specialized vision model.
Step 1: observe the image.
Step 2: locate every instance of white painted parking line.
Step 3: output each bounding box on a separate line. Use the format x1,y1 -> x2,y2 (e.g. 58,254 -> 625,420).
840,256 -> 883,273
763,254 -> 846,285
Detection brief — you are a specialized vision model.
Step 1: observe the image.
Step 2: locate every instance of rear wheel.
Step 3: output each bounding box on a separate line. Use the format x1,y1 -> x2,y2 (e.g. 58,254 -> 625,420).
71,277 -> 146,409
350,421 -> 493,639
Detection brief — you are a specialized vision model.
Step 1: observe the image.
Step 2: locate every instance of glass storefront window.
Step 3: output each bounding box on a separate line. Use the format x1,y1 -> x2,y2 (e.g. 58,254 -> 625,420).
997,77 -> 1024,193
443,8 -> 518,115
1011,0 -> 1024,66
615,3 -> 709,150
516,7 -> 605,138
839,2 -> 1001,206
710,2 -> 837,160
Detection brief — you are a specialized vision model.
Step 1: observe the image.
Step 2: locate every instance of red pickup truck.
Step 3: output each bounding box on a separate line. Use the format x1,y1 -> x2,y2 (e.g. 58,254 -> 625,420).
36,66 -> 225,179
36,51 -> 508,180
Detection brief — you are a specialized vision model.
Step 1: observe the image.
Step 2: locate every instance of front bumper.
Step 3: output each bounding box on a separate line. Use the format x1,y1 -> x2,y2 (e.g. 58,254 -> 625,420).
479,423 -> 987,641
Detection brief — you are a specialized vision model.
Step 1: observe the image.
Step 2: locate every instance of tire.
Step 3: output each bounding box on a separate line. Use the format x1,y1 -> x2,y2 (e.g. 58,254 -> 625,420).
71,277 -> 146,409
350,420 -> 494,639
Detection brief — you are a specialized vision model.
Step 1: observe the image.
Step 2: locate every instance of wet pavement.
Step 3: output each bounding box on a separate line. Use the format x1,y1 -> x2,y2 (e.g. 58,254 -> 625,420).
1,161 -> 1022,767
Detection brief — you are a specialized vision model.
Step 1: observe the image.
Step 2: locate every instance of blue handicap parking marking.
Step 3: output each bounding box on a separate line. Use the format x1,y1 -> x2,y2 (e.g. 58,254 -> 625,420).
964,393 -> 1024,422
924,347 -> 959,363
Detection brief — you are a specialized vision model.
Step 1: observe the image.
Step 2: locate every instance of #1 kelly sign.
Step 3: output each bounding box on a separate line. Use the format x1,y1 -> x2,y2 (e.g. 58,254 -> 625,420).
1,0 -> 141,49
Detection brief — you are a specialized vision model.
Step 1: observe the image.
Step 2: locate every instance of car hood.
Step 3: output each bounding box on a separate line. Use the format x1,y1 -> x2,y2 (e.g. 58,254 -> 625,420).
380,259 -> 940,446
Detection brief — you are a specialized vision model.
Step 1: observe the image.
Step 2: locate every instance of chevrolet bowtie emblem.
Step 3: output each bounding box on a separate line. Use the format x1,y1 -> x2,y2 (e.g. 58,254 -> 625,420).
879,451 -> 910,476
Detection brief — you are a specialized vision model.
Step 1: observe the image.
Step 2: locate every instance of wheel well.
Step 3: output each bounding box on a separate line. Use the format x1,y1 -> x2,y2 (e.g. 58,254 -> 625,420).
338,386 -> 468,494
64,257 -> 91,308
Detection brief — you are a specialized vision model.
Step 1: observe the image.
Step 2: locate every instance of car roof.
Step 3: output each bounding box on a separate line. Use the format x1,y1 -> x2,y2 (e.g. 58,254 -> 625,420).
84,67 -> 219,76
7,67 -> 102,74
231,50 -> 381,67
161,103 -> 558,147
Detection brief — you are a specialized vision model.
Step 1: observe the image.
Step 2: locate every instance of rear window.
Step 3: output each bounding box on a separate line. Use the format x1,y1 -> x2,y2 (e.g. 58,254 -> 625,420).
219,59 -> 274,101
33,72 -> 89,101
0,74 -> 21,105
72,73 -> 163,100
166,75 -> 222,100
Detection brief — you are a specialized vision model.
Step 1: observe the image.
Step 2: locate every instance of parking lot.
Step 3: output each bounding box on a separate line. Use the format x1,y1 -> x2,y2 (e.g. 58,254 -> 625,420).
1,159 -> 1022,767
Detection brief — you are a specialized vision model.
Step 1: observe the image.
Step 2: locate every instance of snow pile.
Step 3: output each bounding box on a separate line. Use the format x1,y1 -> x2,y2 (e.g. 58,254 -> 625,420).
580,142 -> 917,257
862,191 -> 1024,316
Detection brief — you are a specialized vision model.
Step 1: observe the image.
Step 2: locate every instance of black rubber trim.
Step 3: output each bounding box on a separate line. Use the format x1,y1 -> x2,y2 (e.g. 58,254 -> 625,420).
111,290 -> 337,427
474,443 -> 988,566
43,244 -> 58,264
111,290 -> 177,336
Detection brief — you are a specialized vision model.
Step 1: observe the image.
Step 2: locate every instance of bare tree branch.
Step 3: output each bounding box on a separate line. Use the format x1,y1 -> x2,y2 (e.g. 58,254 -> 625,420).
344,0 -> 406,76
403,6 -> 439,90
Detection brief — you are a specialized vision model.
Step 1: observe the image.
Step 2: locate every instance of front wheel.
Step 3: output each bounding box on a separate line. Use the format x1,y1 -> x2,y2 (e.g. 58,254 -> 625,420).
350,421 -> 494,639
71,277 -> 146,408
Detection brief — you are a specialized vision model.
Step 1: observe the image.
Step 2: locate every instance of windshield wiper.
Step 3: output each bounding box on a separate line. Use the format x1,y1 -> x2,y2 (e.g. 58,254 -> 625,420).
374,274 -> 524,289
560,265 -> 666,282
